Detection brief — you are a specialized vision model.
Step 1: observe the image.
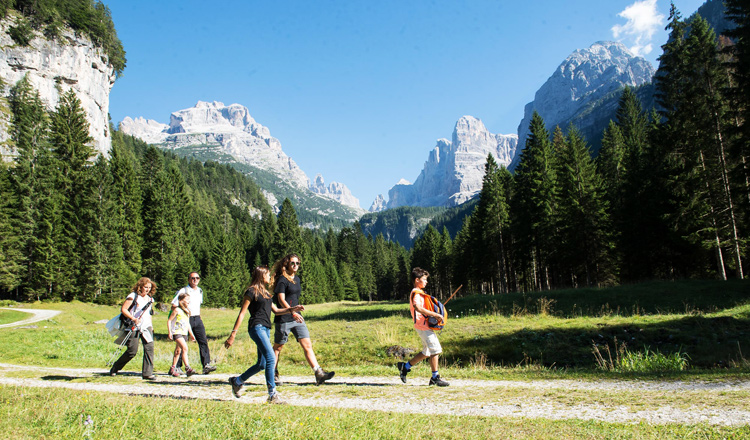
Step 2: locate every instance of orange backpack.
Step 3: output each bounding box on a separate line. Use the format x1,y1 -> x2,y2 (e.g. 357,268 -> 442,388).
410,289 -> 446,331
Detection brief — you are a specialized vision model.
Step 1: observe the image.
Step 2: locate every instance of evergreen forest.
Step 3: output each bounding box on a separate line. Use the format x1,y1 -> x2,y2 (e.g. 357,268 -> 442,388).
0,3 -> 749,306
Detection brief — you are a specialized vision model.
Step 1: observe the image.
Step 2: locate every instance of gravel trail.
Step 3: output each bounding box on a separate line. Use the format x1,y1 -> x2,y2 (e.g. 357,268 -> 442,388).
0,363 -> 748,426
0,308 -> 61,329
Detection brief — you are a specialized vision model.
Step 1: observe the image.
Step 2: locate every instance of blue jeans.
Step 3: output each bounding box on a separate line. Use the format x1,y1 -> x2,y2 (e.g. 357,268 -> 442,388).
239,325 -> 276,393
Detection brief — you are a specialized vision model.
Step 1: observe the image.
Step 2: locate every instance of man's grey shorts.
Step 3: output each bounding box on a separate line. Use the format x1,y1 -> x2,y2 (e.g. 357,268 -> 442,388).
274,320 -> 310,345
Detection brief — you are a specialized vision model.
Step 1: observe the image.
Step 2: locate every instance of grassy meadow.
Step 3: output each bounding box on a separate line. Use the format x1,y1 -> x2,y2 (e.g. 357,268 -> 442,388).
0,279 -> 749,438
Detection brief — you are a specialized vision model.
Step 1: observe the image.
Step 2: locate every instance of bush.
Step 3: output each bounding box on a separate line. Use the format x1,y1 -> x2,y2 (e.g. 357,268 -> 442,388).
8,17 -> 33,46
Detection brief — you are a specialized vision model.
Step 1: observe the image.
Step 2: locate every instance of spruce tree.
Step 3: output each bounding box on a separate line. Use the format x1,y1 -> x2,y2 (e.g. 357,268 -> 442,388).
555,126 -> 614,286
512,111 -> 558,291
108,132 -> 143,281
49,89 -> 95,300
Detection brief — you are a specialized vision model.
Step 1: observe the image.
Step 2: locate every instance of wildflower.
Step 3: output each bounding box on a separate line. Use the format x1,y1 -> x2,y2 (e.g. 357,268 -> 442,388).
83,415 -> 93,426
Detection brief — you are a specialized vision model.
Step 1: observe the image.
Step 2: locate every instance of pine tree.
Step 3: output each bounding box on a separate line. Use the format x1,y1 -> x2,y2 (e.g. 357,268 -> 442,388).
512,111 -> 558,291
7,76 -> 51,300
469,154 -> 513,293
555,125 -> 614,286
276,198 -> 303,256
0,164 -> 23,294
655,9 -> 742,279
49,89 -> 95,300
109,131 -> 142,281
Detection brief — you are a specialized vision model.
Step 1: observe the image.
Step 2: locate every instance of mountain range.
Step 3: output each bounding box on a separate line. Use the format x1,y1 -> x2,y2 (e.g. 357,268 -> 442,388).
119,101 -> 365,221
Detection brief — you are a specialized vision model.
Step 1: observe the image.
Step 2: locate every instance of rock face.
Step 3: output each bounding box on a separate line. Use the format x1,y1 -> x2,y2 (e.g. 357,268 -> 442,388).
384,116 -> 517,209
513,41 -> 655,168
310,174 -> 360,210
120,101 -> 363,211
0,17 -> 116,160
369,194 -> 386,212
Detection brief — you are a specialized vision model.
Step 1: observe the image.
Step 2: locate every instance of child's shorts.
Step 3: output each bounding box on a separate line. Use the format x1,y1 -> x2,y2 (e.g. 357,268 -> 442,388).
174,334 -> 186,341
416,329 -> 442,356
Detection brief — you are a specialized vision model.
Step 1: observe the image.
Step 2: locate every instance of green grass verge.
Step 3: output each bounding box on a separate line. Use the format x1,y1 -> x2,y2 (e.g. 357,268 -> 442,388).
0,309 -> 30,325
0,280 -> 748,380
1,385 -> 747,439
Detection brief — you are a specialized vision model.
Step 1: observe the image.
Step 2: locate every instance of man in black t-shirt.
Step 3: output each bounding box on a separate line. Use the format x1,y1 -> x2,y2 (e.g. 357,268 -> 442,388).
272,253 -> 334,385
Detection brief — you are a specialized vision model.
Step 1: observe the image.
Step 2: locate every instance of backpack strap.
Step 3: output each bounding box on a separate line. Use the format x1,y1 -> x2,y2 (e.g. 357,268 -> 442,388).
410,288 -> 427,326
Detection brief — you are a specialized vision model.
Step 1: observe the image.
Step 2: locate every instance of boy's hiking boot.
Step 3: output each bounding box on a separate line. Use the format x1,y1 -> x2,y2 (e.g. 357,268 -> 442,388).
185,367 -> 196,377
169,366 -> 180,377
203,363 -> 217,375
274,368 -> 283,386
315,368 -> 335,385
428,375 -> 449,387
267,393 -> 286,404
396,362 -> 409,383
229,376 -> 243,398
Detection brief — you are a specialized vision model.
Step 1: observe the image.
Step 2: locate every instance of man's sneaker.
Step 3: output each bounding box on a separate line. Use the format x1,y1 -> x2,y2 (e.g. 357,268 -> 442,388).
185,367 -> 196,377
396,362 -> 409,383
267,393 -> 286,404
428,375 -> 449,387
274,368 -> 283,386
169,366 -> 180,377
229,376 -> 243,398
314,368 -> 335,385
203,363 -> 217,375
142,375 -> 156,381
108,369 -> 117,377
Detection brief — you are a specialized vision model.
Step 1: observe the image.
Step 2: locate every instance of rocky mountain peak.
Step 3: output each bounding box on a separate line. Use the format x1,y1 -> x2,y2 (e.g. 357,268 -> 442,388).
380,115 -> 517,210
513,41 -> 655,167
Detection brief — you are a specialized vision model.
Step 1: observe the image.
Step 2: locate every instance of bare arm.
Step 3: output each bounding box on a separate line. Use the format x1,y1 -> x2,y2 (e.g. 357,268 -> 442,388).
224,297 -> 252,348
121,297 -> 140,325
412,296 -> 444,323
271,303 -> 304,315
277,291 -> 304,323
166,308 -> 177,340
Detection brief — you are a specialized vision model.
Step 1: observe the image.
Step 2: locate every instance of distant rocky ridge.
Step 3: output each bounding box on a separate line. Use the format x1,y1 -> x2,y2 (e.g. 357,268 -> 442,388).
0,17 -> 116,160
512,41 -> 655,168
119,101 -> 363,213
379,116 -> 517,211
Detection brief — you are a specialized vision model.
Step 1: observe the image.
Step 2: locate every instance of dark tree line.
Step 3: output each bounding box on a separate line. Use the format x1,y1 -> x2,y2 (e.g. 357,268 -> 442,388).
409,4 -> 750,298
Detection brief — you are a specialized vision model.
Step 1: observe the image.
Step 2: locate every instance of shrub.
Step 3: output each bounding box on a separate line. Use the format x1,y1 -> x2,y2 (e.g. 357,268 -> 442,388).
8,17 -> 33,46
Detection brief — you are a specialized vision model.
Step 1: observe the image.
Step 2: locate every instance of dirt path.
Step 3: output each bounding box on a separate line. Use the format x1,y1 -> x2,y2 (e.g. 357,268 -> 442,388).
0,308 -> 61,329
0,363 -> 748,426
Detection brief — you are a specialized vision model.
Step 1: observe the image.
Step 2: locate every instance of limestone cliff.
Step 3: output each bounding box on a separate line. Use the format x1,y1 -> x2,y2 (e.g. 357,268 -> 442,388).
0,15 -> 116,160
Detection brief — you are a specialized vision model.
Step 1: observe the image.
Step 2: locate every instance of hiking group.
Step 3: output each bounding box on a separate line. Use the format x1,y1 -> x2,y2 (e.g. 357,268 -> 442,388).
107,253 -> 448,404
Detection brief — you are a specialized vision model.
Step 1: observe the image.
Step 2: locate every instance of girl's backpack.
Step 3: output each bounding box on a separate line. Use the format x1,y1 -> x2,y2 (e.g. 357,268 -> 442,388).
410,289 -> 447,331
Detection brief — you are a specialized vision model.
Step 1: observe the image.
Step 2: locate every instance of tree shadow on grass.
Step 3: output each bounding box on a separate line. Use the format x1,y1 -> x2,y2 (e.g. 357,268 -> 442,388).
444,279 -> 750,319
443,314 -> 750,371
304,302 -> 410,322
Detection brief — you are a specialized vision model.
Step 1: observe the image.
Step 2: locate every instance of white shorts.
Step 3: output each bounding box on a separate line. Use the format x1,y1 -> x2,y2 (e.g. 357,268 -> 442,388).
416,329 -> 442,356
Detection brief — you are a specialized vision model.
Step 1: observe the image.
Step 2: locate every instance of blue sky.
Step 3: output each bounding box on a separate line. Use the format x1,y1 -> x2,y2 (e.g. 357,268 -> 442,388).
106,0 -> 706,210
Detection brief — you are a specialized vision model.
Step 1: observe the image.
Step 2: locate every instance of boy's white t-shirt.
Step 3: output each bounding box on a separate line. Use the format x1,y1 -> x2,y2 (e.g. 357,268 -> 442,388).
127,292 -> 153,329
171,285 -> 203,317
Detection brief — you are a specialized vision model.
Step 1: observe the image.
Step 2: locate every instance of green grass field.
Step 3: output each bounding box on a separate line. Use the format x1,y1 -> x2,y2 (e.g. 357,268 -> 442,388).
0,279 -> 749,438
0,308 -> 30,325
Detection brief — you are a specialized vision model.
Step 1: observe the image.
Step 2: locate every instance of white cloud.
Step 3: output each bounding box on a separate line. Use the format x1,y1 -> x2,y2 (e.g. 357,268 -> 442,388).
611,0 -> 665,56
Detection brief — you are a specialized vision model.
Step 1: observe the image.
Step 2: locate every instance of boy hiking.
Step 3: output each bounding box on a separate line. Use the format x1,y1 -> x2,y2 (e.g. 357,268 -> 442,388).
397,267 -> 449,387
